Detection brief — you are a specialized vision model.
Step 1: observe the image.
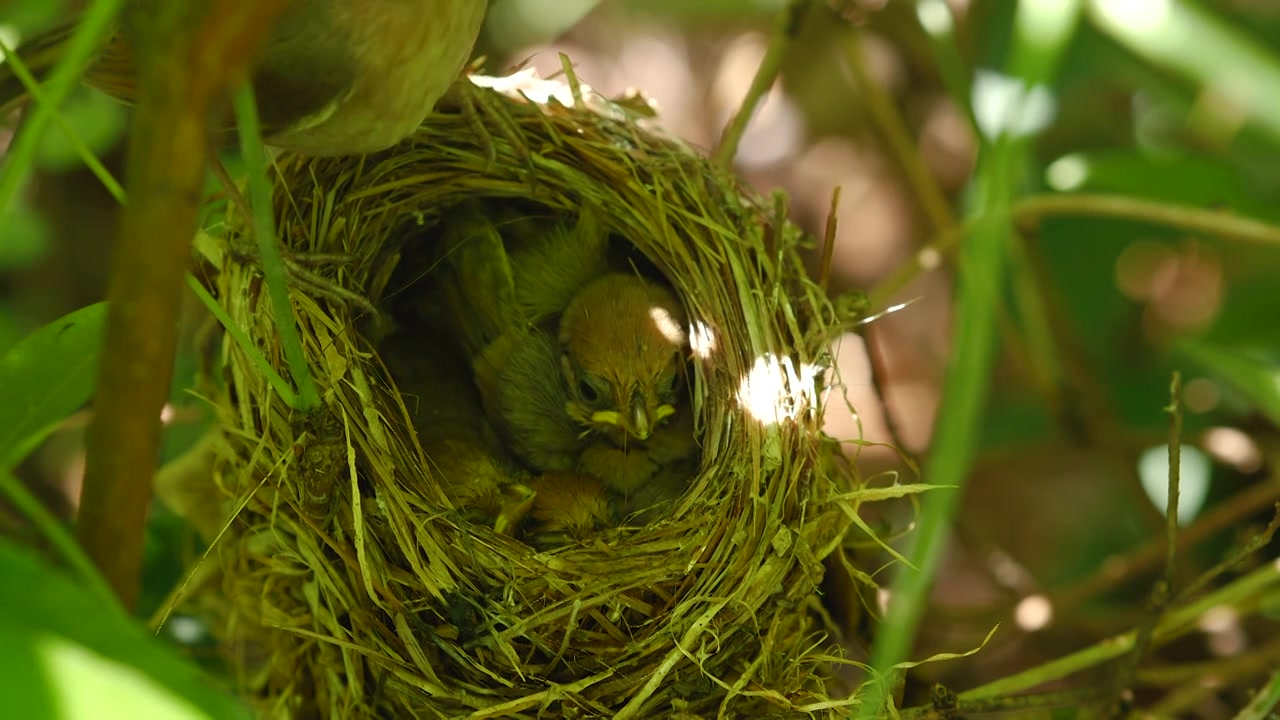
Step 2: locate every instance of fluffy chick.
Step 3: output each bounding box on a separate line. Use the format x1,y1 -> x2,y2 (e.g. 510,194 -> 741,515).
424,201 -> 524,361
501,204 -> 610,325
378,328 -> 494,447
559,272 -> 688,444
525,471 -> 617,547
480,328 -> 584,472
424,438 -> 534,535
558,272 -> 698,495
576,399 -> 699,496
419,203 -> 613,469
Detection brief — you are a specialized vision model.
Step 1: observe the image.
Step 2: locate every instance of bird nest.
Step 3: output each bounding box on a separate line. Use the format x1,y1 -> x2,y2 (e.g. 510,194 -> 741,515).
195,70 -> 871,718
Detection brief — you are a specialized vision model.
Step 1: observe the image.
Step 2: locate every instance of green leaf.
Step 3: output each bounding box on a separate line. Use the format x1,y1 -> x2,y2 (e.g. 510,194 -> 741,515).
0,302 -> 106,470
0,202 -> 50,270
35,90 -> 129,172
0,0 -> 72,35
0,538 -> 249,720
1179,342 -> 1280,427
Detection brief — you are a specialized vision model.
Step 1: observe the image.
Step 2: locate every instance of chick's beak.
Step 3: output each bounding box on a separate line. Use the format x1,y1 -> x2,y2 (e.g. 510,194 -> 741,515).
629,393 -> 652,440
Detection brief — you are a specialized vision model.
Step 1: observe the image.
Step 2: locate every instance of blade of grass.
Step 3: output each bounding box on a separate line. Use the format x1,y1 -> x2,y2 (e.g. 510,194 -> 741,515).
231,84 -> 320,411
1234,671 -> 1280,720
0,37 -> 125,202
960,558 -> 1280,699
0,0 -> 123,212
858,1 -> 1083,715
712,0 -> 812,167
1014,193 -> 1280,250
0,470 -> 119,610
184,273 -> 298,407
0,42 -> 302,408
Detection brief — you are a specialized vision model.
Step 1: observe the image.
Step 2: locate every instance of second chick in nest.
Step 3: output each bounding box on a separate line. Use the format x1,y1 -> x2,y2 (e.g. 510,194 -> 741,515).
425,438 -> 535,534
524,471 -> 617,548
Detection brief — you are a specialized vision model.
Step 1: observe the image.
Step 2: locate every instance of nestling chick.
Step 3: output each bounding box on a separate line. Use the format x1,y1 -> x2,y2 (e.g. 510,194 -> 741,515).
480,329 -> 583,472
619,456 -> 698,524
417,205 -> 700,513
425,203 -> 612,472
559,272 -> 688,443
501,205 -> 610,325
424,438 -> 534,535
425,203 -> 524,361
558,272 -> 700,497
378,328 -> 495,447
525,471 -> 617,547
576,399 -> 698,496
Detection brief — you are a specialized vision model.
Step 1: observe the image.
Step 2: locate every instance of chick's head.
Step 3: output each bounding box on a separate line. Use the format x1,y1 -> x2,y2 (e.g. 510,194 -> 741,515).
527,471 -> 616,543
559,273 -> 688,444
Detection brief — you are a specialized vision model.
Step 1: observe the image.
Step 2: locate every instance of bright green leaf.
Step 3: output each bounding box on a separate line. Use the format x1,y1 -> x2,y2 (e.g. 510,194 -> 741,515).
0,302 -> 106,470
0,538 -> 249,720
0,201 -> 50,270
35,89 -> 129,172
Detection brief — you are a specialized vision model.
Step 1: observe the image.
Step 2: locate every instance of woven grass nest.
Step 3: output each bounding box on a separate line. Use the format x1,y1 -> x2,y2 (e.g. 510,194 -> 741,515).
199,69 -> 870,718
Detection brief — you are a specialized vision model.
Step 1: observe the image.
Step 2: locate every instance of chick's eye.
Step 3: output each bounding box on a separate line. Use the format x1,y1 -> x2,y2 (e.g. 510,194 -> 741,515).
577,379 -> 600,403
656,369 -> 681,402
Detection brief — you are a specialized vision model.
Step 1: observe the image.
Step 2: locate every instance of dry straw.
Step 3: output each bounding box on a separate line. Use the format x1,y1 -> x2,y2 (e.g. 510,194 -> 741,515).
199,70 -> 873,718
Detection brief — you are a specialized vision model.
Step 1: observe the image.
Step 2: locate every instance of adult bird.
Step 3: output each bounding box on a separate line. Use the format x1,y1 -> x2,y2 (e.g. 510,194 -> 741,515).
0,0 -> 488,155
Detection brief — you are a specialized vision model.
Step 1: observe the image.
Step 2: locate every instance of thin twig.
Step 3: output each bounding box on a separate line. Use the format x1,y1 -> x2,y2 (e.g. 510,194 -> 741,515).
866,224 -> 962,310
1014,193 -> 1280,249
1105,372 -> 1184,716
962,559 -> 1280,701
840,30 -> 955,234
78,0 -> 292,609
1138,636 -> 1280,687
712,0 -> 812,167
1163,372 -> 1183,589
1177,503 -> 1280,602
1051,473 -> 1280,613
1235,671 -> 1280,720
870,192 -> 1280,311
818,185 -> 840,293
901,687 -> 1103,719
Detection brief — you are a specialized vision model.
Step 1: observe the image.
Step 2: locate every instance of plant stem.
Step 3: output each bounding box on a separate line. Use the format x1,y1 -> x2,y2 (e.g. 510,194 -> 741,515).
78,0 -> 292,610
712,0 -> 811,167
1013,193 -> 1280,248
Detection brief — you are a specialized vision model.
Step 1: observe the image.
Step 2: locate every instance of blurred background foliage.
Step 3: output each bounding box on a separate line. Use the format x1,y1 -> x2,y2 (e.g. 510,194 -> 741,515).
3,0 -> 1280,716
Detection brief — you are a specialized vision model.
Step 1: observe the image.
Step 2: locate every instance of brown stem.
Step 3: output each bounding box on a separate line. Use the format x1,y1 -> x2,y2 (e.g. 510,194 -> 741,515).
839,29 -> 955,236
78,0 -> 291,609
1013,193 -> 1280,248
712,0 -> 812,167
1051,472 -> 1280,614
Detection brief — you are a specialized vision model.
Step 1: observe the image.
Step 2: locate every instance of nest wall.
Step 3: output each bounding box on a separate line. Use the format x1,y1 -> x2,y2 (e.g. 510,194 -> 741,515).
202,74 -> 861,718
